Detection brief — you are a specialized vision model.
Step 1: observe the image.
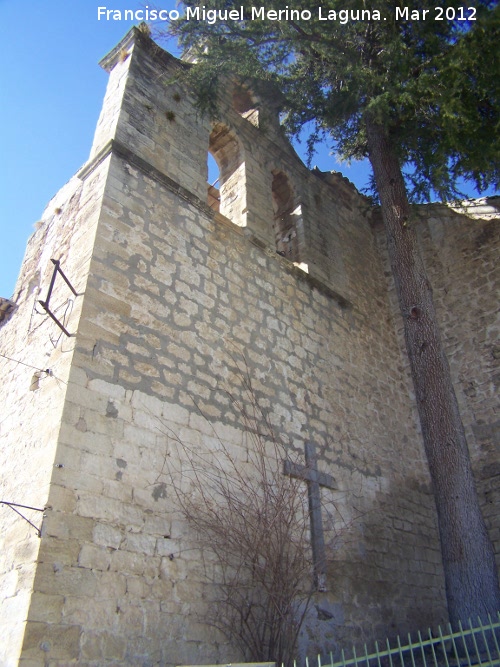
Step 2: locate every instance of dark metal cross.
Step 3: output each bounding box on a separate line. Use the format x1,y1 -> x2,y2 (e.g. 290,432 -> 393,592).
283,442 -> 336,592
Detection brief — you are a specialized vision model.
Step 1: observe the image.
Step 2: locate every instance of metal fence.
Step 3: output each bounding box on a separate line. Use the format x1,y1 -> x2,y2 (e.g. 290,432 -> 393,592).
178,615 -> 500,667
303,614 -> 500,667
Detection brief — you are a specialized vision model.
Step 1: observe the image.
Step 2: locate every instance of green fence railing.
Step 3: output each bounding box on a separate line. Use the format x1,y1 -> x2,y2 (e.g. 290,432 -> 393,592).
303,613 -> 500,667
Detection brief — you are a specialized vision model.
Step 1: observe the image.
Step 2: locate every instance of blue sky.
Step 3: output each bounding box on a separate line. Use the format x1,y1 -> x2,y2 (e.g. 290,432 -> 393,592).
0,1 -> 495,299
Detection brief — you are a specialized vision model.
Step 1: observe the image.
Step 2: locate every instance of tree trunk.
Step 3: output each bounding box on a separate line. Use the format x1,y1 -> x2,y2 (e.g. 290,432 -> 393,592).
366,120 -> 500,624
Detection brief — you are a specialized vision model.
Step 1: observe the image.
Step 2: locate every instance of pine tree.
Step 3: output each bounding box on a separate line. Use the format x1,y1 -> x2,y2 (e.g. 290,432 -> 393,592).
165,0 -> 500,623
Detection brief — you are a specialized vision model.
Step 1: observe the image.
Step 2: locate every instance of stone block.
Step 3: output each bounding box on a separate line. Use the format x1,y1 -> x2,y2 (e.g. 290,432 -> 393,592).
26,593 -> 64,624
109,549 -> 146,576
21,621 -> 81,661
33,562 -> 98,598
93,522 -> 124,550
123,422 -> 158,447
78,543 -> 112,571
94,570 -> 127,599
122,532 -> 157,557
160,402 -> 189,428
62,595 -> 120,629
131,388 -> 164,416
88,377 -> 127,401
77,493 -> 143,525
46,484 -> 78,513
41,512 -> 94,542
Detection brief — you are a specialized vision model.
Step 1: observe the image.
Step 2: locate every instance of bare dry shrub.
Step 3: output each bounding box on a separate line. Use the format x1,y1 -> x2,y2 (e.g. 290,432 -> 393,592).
162,367 -> 317,665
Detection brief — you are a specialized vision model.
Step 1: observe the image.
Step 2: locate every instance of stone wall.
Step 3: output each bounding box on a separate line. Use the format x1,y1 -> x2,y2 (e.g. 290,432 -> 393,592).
1,25 -> 497,667
0,163 -> 108,666
418,202 -> 500,558
374,198 -> 500,570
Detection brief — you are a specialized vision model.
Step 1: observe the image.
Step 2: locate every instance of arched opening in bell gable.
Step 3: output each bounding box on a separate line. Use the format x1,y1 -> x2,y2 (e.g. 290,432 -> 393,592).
272,171 -> 302,263
232,83 -> 259,128
207,123 -> 247,227
207,153 -> 221,212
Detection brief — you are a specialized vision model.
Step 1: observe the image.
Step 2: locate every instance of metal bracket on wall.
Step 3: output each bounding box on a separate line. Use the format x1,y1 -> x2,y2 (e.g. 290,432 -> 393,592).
0,501 -> 45,537
38,259 -> 80,337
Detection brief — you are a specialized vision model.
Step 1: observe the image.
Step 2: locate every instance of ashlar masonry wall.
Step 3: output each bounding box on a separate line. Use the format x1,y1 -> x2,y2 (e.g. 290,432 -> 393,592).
0,162 -> 110,665
415,202 -> 500,559
374,199 -> 500,571
6,25 -> 497,667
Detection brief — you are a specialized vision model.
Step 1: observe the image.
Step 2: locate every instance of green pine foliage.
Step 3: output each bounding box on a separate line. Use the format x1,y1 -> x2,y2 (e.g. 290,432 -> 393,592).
168,0 -> 499,201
